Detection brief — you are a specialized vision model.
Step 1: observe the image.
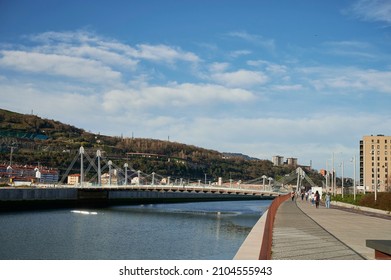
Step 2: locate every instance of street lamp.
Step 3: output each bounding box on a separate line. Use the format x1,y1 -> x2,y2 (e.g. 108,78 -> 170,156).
350,155 -> 356,201
371,149 -> 378,202
339,161 -> 344,198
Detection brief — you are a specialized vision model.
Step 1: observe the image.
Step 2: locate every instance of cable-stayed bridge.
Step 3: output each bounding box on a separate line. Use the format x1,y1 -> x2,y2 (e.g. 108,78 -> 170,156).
55,147 -> 319,198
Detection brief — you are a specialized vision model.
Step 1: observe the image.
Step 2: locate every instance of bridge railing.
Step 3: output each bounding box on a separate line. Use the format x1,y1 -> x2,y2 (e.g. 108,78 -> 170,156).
259,193 -> 291,260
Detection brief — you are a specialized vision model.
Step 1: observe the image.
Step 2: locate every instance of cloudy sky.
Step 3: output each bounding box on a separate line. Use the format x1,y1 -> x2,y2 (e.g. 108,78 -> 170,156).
1,0 -> 391,177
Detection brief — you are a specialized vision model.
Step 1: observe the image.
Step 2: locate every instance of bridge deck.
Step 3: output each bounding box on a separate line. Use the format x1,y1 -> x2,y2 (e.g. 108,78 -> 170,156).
271,199 -> 391,260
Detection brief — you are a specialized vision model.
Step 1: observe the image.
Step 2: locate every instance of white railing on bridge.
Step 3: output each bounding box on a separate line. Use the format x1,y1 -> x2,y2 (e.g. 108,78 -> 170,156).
37,183 -> 285,196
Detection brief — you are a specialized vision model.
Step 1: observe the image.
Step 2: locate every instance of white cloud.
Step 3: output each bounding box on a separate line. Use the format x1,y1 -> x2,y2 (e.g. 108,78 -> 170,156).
135,44 -> 200,63
271,84 -> 304,91
299,66 -> 391,93
229,50 -> 252,58
11,30 -> 200,73
350,0 -> 391,24
0,81 -> 101,129
0,50 -> 121,83
102,83 -> 256,112
247,60 -> 288,74
211,69 -> 269,88
208,62 -> 230,73
322,40 -> 377,59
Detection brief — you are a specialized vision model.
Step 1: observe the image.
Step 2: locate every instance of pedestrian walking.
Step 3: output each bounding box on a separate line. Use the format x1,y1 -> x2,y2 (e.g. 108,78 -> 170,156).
310,193 -> 314,206
315,190 -> 320,208
325,192 -> 331,208
291,191 -> 295,201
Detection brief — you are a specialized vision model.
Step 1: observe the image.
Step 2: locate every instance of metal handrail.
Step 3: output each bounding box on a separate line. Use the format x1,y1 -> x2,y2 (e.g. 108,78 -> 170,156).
259,193 -> 290,259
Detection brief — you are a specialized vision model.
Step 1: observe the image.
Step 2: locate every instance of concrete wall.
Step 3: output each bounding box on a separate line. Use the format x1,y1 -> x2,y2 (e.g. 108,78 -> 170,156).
0,188 -> 77,201
108,190 -> 248,200
0,187 -> 263,203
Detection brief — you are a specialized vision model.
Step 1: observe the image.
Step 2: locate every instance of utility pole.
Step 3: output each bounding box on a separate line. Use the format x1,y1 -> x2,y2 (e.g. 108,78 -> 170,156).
352,155 -> 356,201
9,146 -> 15,167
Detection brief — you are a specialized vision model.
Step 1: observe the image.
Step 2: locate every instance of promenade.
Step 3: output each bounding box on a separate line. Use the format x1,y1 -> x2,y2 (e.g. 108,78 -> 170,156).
235,196 -> 391,260
272,198 -> 391,260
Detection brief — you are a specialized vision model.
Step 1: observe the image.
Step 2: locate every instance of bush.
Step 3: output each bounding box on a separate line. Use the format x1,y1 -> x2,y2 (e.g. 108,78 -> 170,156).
359,192 -> 391,212
332,193 -> 391,211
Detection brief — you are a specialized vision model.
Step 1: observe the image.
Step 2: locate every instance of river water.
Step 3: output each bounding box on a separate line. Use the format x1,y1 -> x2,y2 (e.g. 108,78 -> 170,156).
0,200 -> 271,260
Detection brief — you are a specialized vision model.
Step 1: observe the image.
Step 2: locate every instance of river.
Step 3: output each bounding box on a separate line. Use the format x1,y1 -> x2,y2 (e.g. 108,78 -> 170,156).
0,199 -> 272,260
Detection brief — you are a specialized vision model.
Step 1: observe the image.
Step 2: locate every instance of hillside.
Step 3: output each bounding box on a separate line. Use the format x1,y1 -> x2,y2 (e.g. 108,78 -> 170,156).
0,108 -> 324,185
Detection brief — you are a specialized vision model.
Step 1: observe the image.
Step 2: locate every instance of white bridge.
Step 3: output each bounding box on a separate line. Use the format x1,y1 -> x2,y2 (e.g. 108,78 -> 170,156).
56,146 -> 318,198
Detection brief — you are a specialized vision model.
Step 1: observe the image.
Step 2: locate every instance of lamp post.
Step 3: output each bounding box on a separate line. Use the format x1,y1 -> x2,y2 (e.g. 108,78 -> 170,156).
332,152 -> 336,196
351,155 -> 356,201
371,149 -> 378,202
339,161 -> 344,198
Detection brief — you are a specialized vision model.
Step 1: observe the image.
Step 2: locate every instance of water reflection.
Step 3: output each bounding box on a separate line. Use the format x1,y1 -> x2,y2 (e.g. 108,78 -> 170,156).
0,200 -> 271,260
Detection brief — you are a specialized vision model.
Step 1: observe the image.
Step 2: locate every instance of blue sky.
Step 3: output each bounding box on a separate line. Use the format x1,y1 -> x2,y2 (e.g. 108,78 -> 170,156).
1,0 -> 391,177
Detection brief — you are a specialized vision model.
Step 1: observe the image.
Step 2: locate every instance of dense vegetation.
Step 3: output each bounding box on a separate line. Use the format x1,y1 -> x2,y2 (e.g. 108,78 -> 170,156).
332,193 -> 391,212
0,108 -> 325,185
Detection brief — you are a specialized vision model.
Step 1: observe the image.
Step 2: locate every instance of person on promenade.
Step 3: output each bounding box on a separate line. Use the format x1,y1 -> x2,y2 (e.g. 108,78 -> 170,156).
291,191 -> 295,201
325,192 -> 331,208
310,192 -> 314,206
315,190 -> 320,208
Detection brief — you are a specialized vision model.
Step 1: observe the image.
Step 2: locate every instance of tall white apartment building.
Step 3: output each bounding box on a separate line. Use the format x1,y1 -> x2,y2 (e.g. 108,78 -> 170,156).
360,135 -> 391,192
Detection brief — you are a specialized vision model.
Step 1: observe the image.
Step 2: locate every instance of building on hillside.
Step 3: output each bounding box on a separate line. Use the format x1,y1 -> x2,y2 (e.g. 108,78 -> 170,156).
272,156 -> 300,168
360,134 -> 391,192
287,157 -> 298,167
67,174 -> 80,185
272,156 -> 284,166
0,164 -> 59,184
35,168 -> 59,183
101,170 -> 118,185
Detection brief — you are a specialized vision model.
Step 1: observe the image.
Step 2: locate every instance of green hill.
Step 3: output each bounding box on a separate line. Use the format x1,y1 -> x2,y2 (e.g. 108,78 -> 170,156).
0,108 -> 323,185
